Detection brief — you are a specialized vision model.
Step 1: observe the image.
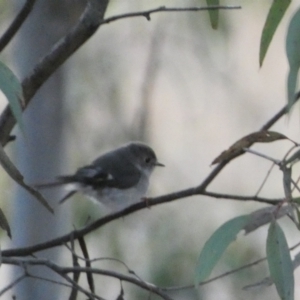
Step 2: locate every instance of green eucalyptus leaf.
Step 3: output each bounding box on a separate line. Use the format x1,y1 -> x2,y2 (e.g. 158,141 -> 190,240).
260,0 -> 290,67
195,215 -> 249,286
206,0 -> 219,29
267,220 -> 294,300
286,7 -> 300,109
0,61 -> 24,131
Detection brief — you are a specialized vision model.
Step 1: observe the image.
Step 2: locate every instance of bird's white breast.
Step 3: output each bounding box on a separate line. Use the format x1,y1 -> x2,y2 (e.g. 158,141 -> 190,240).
76,173 -> 150,212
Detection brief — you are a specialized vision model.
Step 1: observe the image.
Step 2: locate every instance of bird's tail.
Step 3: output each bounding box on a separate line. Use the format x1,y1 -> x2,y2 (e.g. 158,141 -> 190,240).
34,175 -> 76,189
34,181 -> 66,189
34,176 -> 78,205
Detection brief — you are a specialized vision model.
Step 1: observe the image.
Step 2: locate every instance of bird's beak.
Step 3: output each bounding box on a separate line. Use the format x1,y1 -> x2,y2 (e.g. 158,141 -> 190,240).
155,162 -> 165,167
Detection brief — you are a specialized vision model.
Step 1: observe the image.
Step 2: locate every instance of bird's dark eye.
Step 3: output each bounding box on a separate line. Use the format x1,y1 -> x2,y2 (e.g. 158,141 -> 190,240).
145,157 -> 151,164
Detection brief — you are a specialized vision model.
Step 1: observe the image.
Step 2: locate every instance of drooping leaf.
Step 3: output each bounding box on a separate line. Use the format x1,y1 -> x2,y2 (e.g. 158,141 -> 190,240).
211,131 -> 287,165
267,220 -> 294,300
286,7 -> 300,109
206,0 -> 219,29
0,143 -> 53,213
0,61 -> 24,131
260,0 -> 291,67
195,215 -> 249,286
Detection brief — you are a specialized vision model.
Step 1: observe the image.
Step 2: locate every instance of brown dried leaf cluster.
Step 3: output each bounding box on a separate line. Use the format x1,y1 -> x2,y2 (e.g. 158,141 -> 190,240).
211,131 -> 287,165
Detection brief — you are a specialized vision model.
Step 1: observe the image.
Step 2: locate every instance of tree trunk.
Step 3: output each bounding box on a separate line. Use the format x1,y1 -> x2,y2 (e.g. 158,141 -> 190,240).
11,0 -> 78,298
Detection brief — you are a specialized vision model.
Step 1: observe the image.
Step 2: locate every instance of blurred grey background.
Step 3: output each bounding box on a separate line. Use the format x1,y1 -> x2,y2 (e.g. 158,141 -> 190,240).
0,0 -> 300,299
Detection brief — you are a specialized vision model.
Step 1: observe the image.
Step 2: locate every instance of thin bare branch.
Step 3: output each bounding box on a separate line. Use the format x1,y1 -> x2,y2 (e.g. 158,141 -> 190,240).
28,265 -> 104,300
78,236 -> 95,294
102,5 -> 241,24
26,272 -> 74,290
60,267 -> 171,300
255,163 -> 276,196
202,191 -> 281,205
260,91 -> 300,130
243,148 -> 281,164
0,273 -> 26,296
0,0 -> 37,52
2,257 -> 172,300
1,188 -> 282,258
52,270 -> 104,300
61,249 -> 149,285
69,236 -> 80,300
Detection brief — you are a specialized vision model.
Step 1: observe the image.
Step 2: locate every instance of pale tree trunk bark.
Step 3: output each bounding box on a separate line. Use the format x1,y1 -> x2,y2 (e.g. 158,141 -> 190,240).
11,1 -> 80,298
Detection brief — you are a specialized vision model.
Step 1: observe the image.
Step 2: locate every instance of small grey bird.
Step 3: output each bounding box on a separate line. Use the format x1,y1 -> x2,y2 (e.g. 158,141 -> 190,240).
37,142 -> 164,212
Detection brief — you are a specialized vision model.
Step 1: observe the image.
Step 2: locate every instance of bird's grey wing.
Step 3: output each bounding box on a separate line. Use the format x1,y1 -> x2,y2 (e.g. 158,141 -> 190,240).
57,165 -> 117,188
91,152 -> 142,189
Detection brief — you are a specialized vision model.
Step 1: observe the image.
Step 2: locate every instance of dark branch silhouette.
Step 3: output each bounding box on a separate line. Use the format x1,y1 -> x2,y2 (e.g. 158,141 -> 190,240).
102,5 -> 241,24
0,0 -> 37,52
